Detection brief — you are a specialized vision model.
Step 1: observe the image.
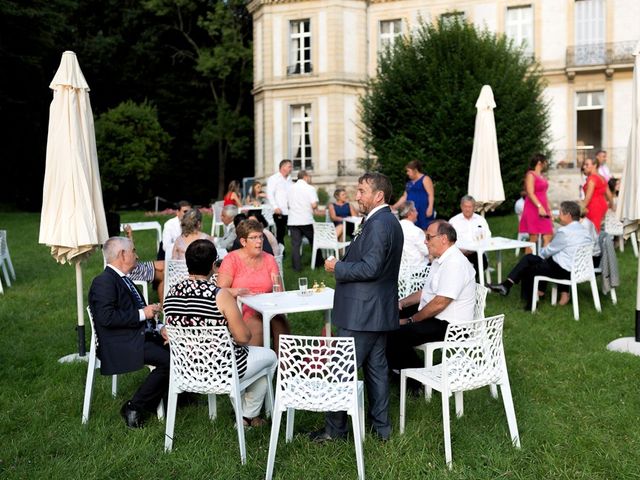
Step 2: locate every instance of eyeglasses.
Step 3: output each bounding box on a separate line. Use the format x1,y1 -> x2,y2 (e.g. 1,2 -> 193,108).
246,235 -> 263,242
425,233 -> 442,241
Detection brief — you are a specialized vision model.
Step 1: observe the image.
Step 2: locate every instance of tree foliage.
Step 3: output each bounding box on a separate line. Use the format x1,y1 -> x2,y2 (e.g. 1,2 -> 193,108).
361,19 -> 550,218
95,100 -> 171,208
144,0 -> 254,197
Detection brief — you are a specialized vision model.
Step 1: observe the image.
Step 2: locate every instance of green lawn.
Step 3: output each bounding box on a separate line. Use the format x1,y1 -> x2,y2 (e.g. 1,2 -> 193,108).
1,211 -> 639,479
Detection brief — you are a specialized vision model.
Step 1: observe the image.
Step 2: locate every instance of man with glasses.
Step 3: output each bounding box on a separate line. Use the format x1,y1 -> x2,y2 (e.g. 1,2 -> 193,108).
162,200 -> 192,260
386,220 -> 476,375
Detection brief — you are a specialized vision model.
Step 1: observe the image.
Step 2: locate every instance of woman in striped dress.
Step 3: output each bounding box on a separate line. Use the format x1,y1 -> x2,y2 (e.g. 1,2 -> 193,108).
164,239 -> 276,427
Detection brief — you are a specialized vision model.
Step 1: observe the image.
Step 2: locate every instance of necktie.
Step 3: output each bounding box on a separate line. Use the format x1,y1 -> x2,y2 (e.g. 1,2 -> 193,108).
122,276 -> 145,308
122,276 -> 156,332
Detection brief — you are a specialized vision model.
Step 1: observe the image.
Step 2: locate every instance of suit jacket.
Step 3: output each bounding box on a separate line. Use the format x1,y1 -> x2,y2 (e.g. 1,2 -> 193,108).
88,267 -> 146,375
333,206 -> 404,332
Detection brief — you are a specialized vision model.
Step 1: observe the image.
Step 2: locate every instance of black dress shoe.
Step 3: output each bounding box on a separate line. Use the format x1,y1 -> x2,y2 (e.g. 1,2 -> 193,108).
120,401 -> 145,429
488,283 -> 509,296
309,428 -> 347,443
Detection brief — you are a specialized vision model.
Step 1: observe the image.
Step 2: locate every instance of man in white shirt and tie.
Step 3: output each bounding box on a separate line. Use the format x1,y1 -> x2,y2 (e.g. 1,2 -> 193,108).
266,159 -> 293,245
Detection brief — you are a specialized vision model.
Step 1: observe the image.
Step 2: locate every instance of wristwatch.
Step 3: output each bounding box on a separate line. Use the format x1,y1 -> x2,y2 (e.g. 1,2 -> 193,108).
407,316 -> 414,324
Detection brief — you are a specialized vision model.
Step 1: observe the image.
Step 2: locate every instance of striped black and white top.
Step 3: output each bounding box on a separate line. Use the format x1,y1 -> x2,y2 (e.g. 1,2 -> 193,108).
164,279 -> 249,377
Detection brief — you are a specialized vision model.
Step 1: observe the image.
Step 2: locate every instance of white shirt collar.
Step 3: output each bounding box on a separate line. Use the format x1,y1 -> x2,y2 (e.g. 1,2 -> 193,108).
365,203 -> 388,221
434,244 -> 458,265
107,264 -> 127,277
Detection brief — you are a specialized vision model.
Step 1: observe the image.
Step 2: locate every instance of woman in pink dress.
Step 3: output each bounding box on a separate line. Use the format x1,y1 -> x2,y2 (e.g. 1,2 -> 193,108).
519,154 -> 553,252
217,219 -> 290,353
582,157 -> 613,233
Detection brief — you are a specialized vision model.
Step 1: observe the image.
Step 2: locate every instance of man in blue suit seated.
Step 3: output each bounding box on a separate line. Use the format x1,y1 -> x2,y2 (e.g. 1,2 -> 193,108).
489,200 -> 592,309
311,172 -> 404,442
88,236 -> 168,428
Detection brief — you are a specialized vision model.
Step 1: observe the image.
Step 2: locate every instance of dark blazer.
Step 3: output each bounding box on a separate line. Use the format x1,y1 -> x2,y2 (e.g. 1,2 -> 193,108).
333,206 -> 403,332
88,267 -> 146,375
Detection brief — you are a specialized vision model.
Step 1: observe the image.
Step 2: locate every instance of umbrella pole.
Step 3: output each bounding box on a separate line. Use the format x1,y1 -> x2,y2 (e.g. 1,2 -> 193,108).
606,249 -> 640,355
76,261 -> 86,356
636,254 -> 640,342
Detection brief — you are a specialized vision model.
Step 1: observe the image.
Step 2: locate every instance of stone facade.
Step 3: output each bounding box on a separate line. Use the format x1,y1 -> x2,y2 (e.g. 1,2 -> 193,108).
248,0 -> 639,203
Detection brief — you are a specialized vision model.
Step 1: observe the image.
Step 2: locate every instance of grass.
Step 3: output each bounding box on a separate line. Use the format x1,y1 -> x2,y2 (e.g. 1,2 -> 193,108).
1,210 -> 639,479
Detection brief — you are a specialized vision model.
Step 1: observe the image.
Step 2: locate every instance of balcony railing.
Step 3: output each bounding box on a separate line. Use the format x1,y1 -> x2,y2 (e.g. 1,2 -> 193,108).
549,147 -> 626,173
566,41 -> 636,68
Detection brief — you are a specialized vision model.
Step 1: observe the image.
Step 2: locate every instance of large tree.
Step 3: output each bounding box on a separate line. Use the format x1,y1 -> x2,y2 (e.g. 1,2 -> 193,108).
361,19 -> 550,218
145,0 -> 254,198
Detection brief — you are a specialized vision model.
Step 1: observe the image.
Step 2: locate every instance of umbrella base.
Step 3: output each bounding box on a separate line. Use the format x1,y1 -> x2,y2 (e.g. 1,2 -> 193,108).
58,353 -> 89,364
606,337 -> 640,357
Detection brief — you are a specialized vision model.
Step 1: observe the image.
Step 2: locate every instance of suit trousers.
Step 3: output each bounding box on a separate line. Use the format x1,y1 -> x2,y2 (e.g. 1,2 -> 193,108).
325,328 -> 391,439
508,254 -> 570,307
273,213 -> 288,245
130,334 -> 170,413
386,317 -> 449,371
290,224 -> 323,271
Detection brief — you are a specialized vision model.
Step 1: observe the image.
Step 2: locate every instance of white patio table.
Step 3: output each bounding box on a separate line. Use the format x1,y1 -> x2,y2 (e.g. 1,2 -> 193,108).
342,216 -> 362,242
238,287 -> 335,350
456,236 -> 537,287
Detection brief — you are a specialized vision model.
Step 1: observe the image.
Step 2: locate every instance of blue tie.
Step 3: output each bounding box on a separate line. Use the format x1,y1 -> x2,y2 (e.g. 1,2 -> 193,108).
122,276 -> 155,332
122,276 -> 145,308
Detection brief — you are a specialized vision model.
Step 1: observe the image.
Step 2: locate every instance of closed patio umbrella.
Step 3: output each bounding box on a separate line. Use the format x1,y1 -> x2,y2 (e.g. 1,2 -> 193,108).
39,51 -> 109,361
468,85 -> 505,215
608,41 -> 640,356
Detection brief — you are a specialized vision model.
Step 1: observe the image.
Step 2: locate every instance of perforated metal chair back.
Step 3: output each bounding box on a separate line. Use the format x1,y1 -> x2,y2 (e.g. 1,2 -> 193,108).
164,259 -> 189,299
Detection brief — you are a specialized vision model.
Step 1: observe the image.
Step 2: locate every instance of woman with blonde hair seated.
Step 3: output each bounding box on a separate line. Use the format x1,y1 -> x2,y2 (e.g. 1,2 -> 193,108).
171,208 -> 214,260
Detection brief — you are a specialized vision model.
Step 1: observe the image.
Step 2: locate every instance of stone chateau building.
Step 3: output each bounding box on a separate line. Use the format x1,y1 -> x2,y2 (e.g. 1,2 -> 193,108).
247,0 -> 639,202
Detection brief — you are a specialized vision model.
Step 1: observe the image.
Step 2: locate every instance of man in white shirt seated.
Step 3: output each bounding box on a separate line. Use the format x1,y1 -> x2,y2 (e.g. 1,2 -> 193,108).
387,220 -> 476,373
489,201 -> 591,309
449,195 -> 491,282
397,201 -> 429,265
287,170 -> 322,271
161,200 -> 192,260
216,205 -> 238,250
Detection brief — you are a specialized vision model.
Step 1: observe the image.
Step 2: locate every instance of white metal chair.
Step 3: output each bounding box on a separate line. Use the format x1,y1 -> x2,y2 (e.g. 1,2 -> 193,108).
120,221 -> 162,253
400,314 -> 520,468
82,307 -> 164,424
604,210 -> 639,257
163,325 -> 274,464
274,254 -> 284,281
0,230 -> 16,289
397,259 -> 430,299
531,244 -> 601,321
311,222 -> 350,270
211,201 -> 225,237
262,206 -> 277,234
417,283 -> 491,403
266,335 -> 365,480
163,259 -> 189,300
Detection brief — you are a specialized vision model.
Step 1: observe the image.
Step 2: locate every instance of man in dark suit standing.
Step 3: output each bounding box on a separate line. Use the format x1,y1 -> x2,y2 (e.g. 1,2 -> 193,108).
312,172 -> 403,442
88,236 -> 168,428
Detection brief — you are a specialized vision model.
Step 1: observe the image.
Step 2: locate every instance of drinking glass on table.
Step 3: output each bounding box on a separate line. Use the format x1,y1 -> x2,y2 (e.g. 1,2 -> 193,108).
271,273 -> 283,293
298,277 -> 308,295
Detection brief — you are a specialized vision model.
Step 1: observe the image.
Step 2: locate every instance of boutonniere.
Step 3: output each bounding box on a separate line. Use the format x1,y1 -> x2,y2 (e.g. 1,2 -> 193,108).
352,222 -> 364,240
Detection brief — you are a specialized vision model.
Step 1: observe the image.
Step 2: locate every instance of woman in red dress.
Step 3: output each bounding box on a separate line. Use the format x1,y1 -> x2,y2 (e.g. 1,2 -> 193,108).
223,180 -> 242,208
582,157 -> 613,233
